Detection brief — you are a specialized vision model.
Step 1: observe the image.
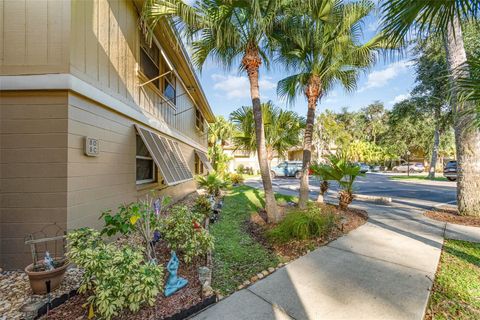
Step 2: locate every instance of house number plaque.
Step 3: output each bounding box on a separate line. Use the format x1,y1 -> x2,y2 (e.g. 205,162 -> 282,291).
85,137 -> 99,157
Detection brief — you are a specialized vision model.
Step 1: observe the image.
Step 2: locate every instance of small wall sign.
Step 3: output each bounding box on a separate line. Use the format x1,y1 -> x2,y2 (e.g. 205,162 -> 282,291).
85,137 -> 99,157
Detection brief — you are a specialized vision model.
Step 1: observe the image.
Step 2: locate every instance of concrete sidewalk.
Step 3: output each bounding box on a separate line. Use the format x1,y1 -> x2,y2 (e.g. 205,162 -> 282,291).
193,199 -> 479,320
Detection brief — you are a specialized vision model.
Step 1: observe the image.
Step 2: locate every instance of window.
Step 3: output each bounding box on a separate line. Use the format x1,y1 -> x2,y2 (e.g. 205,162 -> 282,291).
140,37 -> 160,89
163,63 -> 176,104
135,125 -> 194,185
195,107 -> 205,132
139,36 -> 177,105
194,152 -> 204,175
136,134 -> 156,184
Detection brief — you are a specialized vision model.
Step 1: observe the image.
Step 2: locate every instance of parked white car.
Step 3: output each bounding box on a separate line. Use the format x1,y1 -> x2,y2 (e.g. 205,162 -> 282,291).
392,163 -> 425,173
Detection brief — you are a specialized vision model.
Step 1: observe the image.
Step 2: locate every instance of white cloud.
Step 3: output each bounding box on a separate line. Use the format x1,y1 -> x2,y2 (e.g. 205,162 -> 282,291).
367,21 -> 378,32
211,74 -> 277,99
359,60 -> 414,92
389,93 -> 410,105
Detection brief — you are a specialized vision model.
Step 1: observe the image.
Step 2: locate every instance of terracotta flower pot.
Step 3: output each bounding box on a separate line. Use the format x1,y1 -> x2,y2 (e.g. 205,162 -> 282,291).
24,261 -> 69,294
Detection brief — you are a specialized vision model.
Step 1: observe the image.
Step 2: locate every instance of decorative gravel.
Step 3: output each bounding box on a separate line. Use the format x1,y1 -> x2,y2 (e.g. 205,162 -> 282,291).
0,267 -> 83,320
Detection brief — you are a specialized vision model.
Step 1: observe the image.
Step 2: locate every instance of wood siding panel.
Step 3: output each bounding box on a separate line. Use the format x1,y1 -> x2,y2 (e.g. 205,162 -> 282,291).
0,0 -> 69,74
66,93 -> 197,232
68,0 -> 206,146
0,91 -> 68,270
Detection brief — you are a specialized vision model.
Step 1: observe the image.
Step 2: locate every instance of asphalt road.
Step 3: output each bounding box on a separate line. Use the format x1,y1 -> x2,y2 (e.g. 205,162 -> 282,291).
246,172 -> 457,210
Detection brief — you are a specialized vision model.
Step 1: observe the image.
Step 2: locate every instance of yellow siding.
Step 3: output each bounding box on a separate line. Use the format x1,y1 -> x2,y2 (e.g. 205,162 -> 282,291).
0,0 -> 70,74
0,91 -> 68,270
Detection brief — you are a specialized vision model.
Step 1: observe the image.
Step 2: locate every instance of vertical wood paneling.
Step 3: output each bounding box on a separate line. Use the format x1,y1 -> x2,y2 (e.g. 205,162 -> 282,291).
85,0 -> 98,79
47,0 -> 63,65
26,0 -> 48,65
4,0 -> 25,65
0,0 -> 4,64
108,0 -> 119,93
71,0 -> 85,72
117,0 -> 127,99
98,0 -> 110,86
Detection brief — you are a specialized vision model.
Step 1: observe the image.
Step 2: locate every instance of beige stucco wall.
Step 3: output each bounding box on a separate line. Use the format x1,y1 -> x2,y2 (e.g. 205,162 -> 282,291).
0,91 -> 69,269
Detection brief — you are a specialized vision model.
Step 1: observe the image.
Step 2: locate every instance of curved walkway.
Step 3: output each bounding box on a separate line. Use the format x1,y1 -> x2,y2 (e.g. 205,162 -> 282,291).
193,191 -> 479,320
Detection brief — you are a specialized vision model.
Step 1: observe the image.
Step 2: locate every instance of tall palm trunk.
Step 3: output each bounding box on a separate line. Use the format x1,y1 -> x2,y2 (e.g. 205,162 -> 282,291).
299,76 -> 321,209
444,15 -> 480,216
428,106 -> 441,179
242,47 -> 280,222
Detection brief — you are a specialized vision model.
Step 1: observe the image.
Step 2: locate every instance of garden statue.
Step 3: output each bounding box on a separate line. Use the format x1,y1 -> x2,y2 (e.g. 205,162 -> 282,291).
44,251 -> 54,270
164,251 -> 188,297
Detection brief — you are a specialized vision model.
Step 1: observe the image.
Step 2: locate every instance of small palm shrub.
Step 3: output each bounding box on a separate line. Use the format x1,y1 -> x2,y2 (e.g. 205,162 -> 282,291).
196,172 -> 229,196
159,206 -> 214,263
67,228 -> 164,320
267,205 -> 336,243
229,172 -> 245,185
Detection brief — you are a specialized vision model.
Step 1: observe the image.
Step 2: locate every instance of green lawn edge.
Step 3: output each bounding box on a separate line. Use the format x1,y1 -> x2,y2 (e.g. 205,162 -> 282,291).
389,175 -> 448,182
428,239 -> 480,319
209,185 -> 295,295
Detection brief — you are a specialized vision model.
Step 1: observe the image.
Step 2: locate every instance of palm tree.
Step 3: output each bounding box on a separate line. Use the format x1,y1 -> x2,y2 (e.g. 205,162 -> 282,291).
141,0 -> 289,222
276,0 -> 386,209
380,0 -> 480,216
457,56 -> 480,129
230,101 -> 305,165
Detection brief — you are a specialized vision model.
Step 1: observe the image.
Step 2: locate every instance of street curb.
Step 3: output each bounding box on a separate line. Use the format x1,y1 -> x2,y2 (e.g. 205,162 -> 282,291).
354,194 -> 392,204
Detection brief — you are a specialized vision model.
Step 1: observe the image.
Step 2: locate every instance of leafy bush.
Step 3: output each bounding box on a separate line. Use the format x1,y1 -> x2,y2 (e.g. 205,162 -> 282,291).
159,206 -> 214,263
267,205 -> 336,243
236,164 -> 245,174
196,171 -> 229,196
100,204 -> 136,236
100,195 -> 171,261
67,228 -> 164,320
229,173 -> 245,184
193,194 -> 213,218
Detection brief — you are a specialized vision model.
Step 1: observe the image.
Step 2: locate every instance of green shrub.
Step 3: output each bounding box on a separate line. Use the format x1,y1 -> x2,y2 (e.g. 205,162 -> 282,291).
67,228 -> 164,320
236,164 -> 245,174
229,173 -> 245,185
267,205 -> 336,243
193,194 -> 213,218
159,206 -> 214,263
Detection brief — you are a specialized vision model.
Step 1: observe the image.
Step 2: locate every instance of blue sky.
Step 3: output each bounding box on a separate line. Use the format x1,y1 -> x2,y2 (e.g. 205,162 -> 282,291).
186,10 -> 417,118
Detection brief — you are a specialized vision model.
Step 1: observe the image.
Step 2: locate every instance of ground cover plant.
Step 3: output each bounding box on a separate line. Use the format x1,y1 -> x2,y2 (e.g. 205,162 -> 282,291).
426,240 -> 480,320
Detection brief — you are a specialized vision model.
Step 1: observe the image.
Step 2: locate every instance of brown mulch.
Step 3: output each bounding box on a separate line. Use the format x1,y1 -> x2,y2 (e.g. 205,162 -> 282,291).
424,207 -> 480,227
246,203 -> 368,261
42,240 -> 206,320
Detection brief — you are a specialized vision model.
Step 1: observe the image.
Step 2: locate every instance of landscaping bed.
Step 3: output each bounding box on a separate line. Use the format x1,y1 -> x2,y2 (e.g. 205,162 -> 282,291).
425,207 -> 480,227
41,240 -> 210,320
425,240 -> 480,320
247,203 -> 367,261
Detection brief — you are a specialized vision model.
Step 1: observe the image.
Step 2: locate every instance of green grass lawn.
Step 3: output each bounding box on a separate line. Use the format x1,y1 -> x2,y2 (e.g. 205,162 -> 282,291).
389,175 -> 448,182
428,240 -> 480,319
209,185 -> 295,295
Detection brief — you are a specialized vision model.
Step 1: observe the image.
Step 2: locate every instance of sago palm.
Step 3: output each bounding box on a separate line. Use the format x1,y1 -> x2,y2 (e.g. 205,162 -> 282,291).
230,101 -> 305,164
380,0 -> 480,216
141,0 -> 291,222
276,0 -> 386,208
